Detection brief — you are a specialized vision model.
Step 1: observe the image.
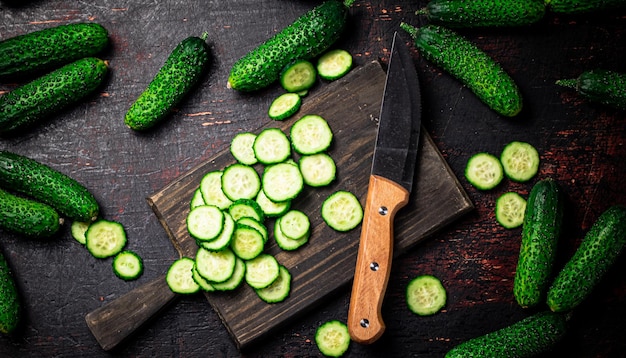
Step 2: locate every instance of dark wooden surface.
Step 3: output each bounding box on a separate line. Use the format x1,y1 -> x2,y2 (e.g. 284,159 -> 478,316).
0,0 -> 625,357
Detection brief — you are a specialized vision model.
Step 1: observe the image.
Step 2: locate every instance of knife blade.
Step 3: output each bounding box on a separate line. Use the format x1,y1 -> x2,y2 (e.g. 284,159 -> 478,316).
347,31 -> 422,344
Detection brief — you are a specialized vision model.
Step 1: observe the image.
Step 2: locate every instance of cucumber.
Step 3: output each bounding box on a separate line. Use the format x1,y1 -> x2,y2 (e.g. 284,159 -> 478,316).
416,0 -> 546,28
406,275 -> 447,316
280,59 -> 317,93
221,163 -> 262,201
255,189 -> 291,218
125,35 -> 211,131
545,0 -> 626,13
316,49 -> 353,80
71,221 -> 90,245
556,69 -> 626,110
255,265 -> 291,303
321,190 -> 363,232
210,256 -> 246,291
464,152 -> 503,190
85,219 -> 127,259
268,93 -> 302,121
445,311 -> 567,358
279,209 -> 310,240
0,57 -> 108,134
166,257 -> 200,294
228,198 -> 265,222
230,132 -> 258,165
186,205 -> 224,241
547,205 -> 626,312
0,188 -> 62,238
274,217 -> 309,251
195,247 -> 237,283
0,151 -> 100,222
253,128 -> 292,165
500,141 -> 540,182
514,179 -> 564,308
198,212 -> 235,252
0,250 -> 20,334
299,153 -> 337,187
495,192 -> 527,229
0,22 -> 109,78
290,114 -> 333,155
315,320 -> 351,357
112,250 -> 144,281
227,0 -> 353,92
401,23 -> 523,117
261,162 -> 304,202
199,170 -> 233,210
244,253 -> 280,289
230,225 -> 265,260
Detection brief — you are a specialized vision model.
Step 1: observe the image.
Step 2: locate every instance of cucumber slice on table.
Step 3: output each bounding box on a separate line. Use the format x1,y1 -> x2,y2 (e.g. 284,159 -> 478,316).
255,189 -> 291,218
112,250 -> 143,281
166,257 -> 200,294
317,49 -> 353,80
495,192 -> 527,229
279,209 -> 310,240
255,265 -> 291,303
221,163 -> 261,201
228,198 -> 264,222
85,219 -> 127,259
195,247 -> 237,283
280,59 -> 317,93
315,320 -> 351,357
268,92 -> 302,121
500,141 -> 540,182
465,152 -> 503,190
197,212 -> 235,251
230,132 -> 258,165
200,170 -> 233,210
230,225 -> 265,260
253,128 -> 291,164
321,190 -> 363,232
261,162 -> 304,202
245,253 -> 280,289
71,220 -> 90,245
211,257 -> 246,291
186,205 -> 224,241
290,114 -> 333,155
299,152 -> 336,187
274,217 -> 309,251
406,274 -> 447,316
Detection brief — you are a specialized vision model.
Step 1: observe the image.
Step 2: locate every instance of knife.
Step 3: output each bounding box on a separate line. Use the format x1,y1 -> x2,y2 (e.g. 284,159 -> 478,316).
347,32 -> 422,345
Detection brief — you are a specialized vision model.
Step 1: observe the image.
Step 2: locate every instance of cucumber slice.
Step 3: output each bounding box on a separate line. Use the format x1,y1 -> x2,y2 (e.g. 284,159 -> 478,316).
299,153 -> 336,187
245,253 -> 280,289
253,128 -> 291,165
315,320 -> 350,358
211,257 -> 246,291
290,114 -> 333,155
262,162 -> 304,202
274,217 -> 309,251
228,198 -> 264,222
255,189 -> 291,218
230,225 -> 265,260
112,250 -> 144,281
465,152 -> 504,190
190,188 -> 206,209
197,212 -> 235,251
280,59 -> 317,93
195,247 -> 237,283
200,170 -> 233,210
317,49 -> 353,81
85,220 -> 127,259
255,265 -> 291,303
496,192 -> 527,229
192,264 -> 215,292
221,163 -> 261,201
230,132 -> 258,165
321,191 -> 363,232
71,220 -> 90,245
500,141 -> 540,182
406,275 -> 447,316
237,217 -> 268,243
268,92 -> 302,121
166,257 -> 200,294
186,205 -> 224,241
279,209 -> 310,240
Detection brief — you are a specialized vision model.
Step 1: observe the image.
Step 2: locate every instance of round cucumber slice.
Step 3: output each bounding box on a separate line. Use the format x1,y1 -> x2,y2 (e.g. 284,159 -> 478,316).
500,141 -> 540,182
496,192 -> 527,229
465,152 -> 504,190
406,274 -> 447,316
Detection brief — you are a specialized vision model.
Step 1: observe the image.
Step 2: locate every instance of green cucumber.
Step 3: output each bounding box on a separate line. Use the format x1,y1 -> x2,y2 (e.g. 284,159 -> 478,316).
0,250 -> 20,334
0,22 -> 109,78
547,205 -> 626,312
556,69 -> 626,110
417,0 -> 546,28
445,311 -> 567,358
0,188 -> 62,238
401,23 -> 523,117
0,57 -> 108,134
125,35 -> 211,131
227,0 -> 353,92
513,179 -> 564,308
545,0 -> 626,13
0,151 -> 100,222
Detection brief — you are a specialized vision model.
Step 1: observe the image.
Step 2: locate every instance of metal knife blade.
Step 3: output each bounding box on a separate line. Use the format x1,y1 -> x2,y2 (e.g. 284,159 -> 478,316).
347,31 -> 422,344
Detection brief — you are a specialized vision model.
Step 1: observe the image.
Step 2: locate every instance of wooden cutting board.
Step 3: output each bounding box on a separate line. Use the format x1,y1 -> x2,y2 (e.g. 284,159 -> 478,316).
147,60 -> 473,350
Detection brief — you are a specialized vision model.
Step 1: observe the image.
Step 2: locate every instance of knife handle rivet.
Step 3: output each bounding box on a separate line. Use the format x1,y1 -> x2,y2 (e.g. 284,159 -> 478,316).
360,318 -> 370,328
378,206 -> 388,215
369,262 -> 379,271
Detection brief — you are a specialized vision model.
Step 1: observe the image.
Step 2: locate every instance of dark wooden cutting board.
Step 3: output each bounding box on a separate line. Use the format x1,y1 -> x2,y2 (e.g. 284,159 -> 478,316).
146,60 -> 473,350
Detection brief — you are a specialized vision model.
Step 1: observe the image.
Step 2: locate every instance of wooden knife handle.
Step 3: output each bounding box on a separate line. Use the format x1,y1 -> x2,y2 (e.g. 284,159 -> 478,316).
85,275 -> 178,351
347,175 -> 409,344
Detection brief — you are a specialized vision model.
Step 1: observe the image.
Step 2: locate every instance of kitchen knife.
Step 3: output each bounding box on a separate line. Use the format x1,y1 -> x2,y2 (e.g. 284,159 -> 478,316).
347,32 -> 422,344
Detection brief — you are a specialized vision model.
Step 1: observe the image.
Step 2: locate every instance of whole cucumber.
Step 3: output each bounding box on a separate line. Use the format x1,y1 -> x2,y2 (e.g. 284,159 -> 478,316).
400,22 -> 523,117
0,188 -> 62,238
556,69 -> 626,110
228,0 -> 352,92
547,205 -> 626,312
445,311 -> 567,358
124,35 -> 211,131
0,57 -> 108,134
0,151 -> 99,223
0,22 -> 109,78
545,0 -> 626,14
0,249 -> 20,335
513,179 -> 564,308
417,0 -> 546,28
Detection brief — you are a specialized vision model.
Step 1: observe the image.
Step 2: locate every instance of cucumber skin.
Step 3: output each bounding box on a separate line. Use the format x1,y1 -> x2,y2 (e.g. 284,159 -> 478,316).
0,151 -> 99,223
556,69 -> 626,110
0,250 -> 20,335
0,57 -> 108,134
547,205 -> 626,313
124,36 -> 211,131
445,311 -> 567,358
401,23 -> 523,117
419,0 -> 546,28
228,0 -> 349,92
0,188 -> 61,238
546,0 -> 626,13
0,22 -> 109,78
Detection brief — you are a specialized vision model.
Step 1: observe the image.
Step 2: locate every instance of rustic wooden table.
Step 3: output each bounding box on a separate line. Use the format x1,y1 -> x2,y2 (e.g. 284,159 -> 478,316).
1,0 -> 625,357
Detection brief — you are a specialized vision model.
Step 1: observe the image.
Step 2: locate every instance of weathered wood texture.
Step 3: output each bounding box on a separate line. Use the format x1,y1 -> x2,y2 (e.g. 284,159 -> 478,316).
0,0 -> 625,357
